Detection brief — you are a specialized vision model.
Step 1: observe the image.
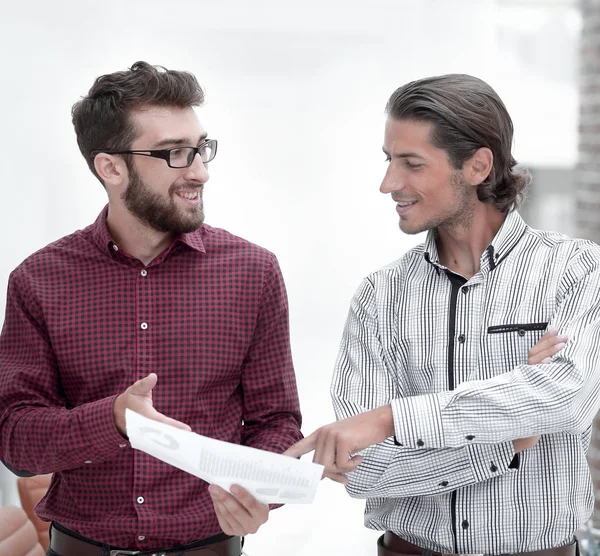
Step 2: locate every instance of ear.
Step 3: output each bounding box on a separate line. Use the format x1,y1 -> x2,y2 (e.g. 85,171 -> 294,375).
463,147 -> 493,186
93,153 -> 129,187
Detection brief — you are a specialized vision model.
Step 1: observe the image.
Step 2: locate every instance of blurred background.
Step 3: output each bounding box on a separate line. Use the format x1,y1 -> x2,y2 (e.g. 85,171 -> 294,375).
0,0 -> 597,554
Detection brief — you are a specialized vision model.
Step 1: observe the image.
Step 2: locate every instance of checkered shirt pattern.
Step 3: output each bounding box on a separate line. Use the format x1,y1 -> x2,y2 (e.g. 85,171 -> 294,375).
332,210 -> 600,554
0,206 -> 302,549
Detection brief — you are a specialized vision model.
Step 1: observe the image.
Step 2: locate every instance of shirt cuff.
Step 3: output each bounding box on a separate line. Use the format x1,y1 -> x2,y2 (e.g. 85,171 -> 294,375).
80,395 -> 130,453
390,393 -> 445,449
467,441 -> 516,483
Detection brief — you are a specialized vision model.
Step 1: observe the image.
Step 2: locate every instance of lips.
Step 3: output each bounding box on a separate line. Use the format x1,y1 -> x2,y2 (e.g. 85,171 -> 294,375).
175,189 -> 200,200
396,200 -> 417,215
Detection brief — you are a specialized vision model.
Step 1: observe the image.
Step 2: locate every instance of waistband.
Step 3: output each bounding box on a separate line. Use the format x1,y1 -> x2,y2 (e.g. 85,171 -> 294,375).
377,532 -> 578,556
49,523 -> 242,556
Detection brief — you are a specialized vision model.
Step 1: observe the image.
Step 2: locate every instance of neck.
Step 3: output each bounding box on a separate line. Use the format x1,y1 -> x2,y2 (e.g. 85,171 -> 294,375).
106,204 -> 174,266
436,204 -> 507,279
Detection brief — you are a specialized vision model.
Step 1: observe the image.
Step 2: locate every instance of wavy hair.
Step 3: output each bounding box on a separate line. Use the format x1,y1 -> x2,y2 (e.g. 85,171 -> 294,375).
385,74 -> 530,212
72,61 -> 205,184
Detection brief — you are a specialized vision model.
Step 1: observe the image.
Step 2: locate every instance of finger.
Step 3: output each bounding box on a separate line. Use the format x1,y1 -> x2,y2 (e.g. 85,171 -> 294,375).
283,432 -> 318,459
323,470 -> 349,484
528,329 -> 559,357
531,342 -> 567,365
131,373 -> 158,396
335,451 -> 363,473
315,427 -> 336,469
147,407 -> 192,431
209,486 -> 254,534
230,485 -> 269,524
210,494 -> 238,536
528,337 -> 565,364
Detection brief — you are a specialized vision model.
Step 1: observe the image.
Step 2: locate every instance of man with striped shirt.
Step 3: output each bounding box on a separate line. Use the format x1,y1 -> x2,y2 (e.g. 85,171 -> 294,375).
286,75 -> 600,555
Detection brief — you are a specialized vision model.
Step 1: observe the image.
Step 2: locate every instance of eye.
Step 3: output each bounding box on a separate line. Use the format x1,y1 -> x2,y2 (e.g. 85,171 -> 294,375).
384,156 -> 391,163
405,160 -> 423,169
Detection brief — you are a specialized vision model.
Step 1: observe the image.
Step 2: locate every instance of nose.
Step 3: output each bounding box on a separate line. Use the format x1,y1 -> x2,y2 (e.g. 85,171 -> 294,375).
182,153 -> 209,183
379,164 -> 404,195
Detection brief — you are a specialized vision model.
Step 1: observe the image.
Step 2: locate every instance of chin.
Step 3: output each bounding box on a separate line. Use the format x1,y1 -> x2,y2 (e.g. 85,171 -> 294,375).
399,221 -> 424,235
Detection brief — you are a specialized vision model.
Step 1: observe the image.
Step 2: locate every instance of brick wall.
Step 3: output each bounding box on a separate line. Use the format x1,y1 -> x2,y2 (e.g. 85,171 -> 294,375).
578,0 -> 600,537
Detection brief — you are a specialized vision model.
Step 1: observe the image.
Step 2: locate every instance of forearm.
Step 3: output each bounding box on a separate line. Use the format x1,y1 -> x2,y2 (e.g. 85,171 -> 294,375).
346,439 -> 516,499
0,395 -> 125,474
241,411 -> 303,454
333,403 -> 516,498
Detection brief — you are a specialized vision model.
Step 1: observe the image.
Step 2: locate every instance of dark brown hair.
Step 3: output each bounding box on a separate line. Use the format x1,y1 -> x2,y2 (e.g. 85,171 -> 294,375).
385,74 -> 530,212
72,61 -> 205,184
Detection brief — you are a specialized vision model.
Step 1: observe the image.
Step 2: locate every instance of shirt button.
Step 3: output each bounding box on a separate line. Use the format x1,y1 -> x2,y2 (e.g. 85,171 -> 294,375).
490,463 -> 498,472
462,520 -> 469,529
518,329 -> 526,337
112,244 -> 119,251
466,435 -> 475,440
140,322 -> 148,330
439,480 -> 449,487
462,286 -> 469,294
85,460 -> 92,464
137,496 -> 145,504
138,535 -> 145,541
458,334 -> 466,343
417,439 -> 424,447
141,270 -> 148,277
119,444 -> 127,448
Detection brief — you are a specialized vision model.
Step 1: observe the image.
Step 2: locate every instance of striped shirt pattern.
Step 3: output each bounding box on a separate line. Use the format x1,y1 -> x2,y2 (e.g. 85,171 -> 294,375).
332,210 -> 600,554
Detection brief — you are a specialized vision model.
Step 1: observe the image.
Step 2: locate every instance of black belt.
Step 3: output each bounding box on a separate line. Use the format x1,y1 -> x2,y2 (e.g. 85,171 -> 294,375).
49,523 -> 242,556
377,532 -> 578,556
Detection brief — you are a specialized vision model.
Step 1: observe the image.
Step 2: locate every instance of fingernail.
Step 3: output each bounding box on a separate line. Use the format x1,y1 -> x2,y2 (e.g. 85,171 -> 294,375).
542,357 -> 551,364
555,342 -> 566,350
208,485 -> 219,497
230,485 -> 241,495
558,335 -> 568,342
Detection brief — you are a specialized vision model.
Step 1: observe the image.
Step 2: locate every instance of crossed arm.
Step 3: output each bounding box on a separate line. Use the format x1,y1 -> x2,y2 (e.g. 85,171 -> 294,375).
284,331 -> 563,488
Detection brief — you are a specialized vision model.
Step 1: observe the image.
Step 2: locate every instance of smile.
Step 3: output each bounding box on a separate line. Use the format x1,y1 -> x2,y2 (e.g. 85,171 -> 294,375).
176,190 -> 200,200
396,200 -> 417,215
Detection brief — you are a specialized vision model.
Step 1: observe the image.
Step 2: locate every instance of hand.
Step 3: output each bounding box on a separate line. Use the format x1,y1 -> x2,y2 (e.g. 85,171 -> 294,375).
283,405 -> 393,483
112,373 -> 191,437
208,484 -> 269,536
527,329 -> 567,364
510,330 -> 567,453
513,436 -> 539,452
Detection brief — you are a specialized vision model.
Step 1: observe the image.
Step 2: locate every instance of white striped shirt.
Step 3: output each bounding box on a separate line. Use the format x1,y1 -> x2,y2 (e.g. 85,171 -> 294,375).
332,210 -> 600,554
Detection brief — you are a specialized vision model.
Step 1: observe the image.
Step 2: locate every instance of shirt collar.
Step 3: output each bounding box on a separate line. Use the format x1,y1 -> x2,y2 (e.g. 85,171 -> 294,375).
423,210 -> 528,274
91,205 -> 207,258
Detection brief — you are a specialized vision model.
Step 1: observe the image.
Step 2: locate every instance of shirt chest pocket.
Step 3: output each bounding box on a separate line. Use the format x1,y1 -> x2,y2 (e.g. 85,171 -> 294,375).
483,322 -> 548,377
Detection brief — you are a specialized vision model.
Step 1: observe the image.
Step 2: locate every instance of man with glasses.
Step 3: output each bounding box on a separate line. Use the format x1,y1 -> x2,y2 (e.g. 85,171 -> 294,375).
0,61 -> 302,556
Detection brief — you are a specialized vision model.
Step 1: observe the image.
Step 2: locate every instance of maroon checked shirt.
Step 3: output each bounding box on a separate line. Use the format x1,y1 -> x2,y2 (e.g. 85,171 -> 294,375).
0,206 -> 303,549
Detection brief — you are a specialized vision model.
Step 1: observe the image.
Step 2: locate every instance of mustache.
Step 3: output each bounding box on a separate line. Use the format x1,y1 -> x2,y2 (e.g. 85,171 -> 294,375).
170,183 -> 204,194
391,195 -> 418,203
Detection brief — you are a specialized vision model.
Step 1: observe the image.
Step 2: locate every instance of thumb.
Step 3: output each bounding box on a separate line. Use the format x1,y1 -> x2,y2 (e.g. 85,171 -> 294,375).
131,373 -> 158,396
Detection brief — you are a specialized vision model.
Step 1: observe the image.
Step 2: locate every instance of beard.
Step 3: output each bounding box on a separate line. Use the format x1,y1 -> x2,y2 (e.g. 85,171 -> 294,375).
398,170 -> 476,235
123,167 -> 205,234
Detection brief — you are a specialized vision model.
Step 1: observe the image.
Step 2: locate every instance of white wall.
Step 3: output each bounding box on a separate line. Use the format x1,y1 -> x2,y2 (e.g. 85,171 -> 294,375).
0,1 -> 580,554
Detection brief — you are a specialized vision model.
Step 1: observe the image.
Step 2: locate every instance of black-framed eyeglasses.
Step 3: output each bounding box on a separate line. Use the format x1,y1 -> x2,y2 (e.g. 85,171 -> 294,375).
91,139 -> 218,168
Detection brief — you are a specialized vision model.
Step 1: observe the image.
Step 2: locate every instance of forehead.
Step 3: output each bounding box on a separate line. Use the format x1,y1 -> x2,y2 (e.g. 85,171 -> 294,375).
129,105 -> 205,146
383,118 -> 436,151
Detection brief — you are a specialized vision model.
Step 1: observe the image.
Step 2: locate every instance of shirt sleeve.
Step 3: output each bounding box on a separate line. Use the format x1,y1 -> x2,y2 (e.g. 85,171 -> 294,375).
0,269 -> 126,474
332,277 -> 517,499
239,253 -> 303,454
391,242 -> 600,450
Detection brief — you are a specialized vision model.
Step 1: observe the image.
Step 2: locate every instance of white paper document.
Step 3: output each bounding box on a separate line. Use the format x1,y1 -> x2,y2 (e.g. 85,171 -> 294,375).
125,409 -> 323,504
